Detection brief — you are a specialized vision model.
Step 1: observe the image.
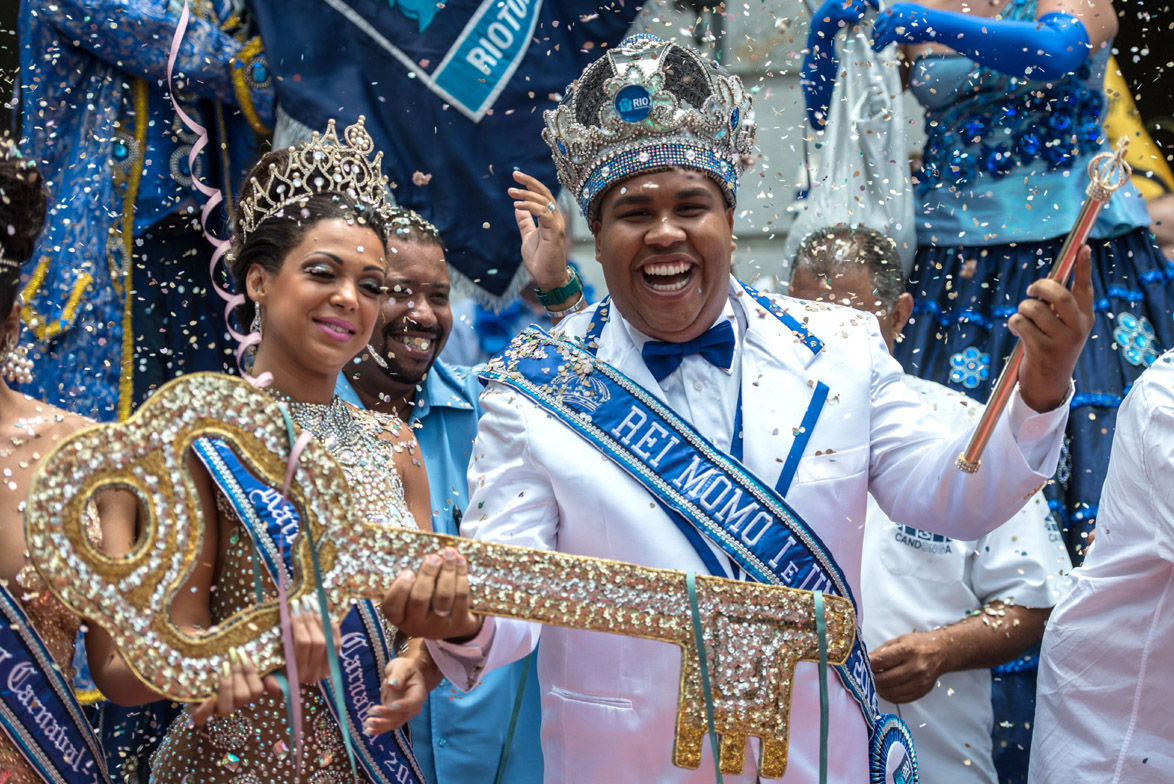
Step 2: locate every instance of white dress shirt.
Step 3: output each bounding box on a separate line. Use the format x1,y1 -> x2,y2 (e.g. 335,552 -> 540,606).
1031,350 -> 1174,784
863,375 -> 1073,784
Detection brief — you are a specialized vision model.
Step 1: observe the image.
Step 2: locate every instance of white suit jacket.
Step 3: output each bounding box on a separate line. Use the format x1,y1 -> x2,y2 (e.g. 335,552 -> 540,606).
431,281 -> 1068,783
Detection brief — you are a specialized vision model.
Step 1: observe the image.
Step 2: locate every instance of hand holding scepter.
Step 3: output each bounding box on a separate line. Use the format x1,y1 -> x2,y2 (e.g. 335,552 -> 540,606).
956,140 -> 1131,473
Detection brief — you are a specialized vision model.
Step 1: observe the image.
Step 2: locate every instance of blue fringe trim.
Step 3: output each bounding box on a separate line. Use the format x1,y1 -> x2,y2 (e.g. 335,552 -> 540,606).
992,653 -> 1040,675
1070,385 -> 1131,409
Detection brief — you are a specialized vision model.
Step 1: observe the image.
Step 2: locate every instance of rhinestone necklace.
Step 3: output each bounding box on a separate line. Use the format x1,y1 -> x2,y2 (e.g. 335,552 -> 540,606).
262,386 -> 413,528
264,389 -> 360,448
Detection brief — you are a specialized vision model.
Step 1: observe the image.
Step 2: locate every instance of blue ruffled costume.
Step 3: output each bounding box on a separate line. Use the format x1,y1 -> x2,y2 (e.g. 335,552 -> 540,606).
18,0 -> 274,421
894,0 -> 1172,563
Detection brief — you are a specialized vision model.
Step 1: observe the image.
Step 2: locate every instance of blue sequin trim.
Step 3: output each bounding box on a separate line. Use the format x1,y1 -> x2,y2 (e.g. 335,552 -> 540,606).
1047,499 -> 1100,530
915,285 -> 1162,326
991,653 -> 1040,675
578,143 -> 737,217
1070,390 -> 1127,408
1138,264 -> 1174,285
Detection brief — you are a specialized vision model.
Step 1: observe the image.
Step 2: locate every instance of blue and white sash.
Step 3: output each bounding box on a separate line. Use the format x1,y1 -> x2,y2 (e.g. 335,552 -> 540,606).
193,438 -> 425,784
0,584 -> 110,783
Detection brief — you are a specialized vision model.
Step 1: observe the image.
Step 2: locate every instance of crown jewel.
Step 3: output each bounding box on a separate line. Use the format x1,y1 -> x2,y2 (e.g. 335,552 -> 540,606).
543,35 -> 756,221
238,117 -> 390,239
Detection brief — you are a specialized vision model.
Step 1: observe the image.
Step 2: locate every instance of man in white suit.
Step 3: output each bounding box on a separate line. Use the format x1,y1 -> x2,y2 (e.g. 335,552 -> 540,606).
382,35 -> 1093,783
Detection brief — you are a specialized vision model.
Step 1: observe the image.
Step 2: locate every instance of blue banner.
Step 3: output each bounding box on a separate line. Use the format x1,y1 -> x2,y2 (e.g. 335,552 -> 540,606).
249,0 -> 646,298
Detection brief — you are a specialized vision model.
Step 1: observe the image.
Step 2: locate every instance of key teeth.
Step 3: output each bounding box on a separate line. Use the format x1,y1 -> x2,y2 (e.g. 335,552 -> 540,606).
673,726 -> 705,770
759,738 -> 790,780
719,732 -> 748,774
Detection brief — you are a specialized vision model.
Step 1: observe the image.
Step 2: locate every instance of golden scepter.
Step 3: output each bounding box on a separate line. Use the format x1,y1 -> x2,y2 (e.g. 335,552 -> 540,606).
956,139 -> 1132,473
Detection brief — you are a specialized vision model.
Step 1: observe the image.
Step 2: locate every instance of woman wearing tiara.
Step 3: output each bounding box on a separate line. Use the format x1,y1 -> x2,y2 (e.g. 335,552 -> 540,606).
86,120 -> 438,784
803,0 -> 1173,562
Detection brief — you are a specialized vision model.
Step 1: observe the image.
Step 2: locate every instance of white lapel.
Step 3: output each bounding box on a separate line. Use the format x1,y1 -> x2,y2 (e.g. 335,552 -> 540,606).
736,285 -> 829,493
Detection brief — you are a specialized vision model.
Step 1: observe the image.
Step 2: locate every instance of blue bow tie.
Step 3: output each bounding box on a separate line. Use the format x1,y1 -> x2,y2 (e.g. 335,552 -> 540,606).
641,320 -> 736,382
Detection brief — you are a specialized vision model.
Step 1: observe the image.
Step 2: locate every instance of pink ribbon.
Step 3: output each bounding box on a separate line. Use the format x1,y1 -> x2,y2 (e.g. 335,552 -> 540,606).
166,1 -> 271,388
168,2 -> 307,767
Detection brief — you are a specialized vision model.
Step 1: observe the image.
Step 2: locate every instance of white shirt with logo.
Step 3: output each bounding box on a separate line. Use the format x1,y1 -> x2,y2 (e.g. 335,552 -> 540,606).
862,374 -> 1072,784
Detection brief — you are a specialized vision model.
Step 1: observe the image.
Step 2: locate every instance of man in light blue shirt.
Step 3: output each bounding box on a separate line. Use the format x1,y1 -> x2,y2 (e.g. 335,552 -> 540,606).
337,209 -> 542,783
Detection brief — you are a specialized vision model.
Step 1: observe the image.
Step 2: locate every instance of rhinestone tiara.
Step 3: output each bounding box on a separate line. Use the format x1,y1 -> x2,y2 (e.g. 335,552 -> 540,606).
238,116 -> 390,239
543,34 -> 756,222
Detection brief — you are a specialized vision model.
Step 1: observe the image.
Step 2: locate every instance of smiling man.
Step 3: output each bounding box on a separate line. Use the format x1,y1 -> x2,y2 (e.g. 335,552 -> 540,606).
336,208 -> 543,784
401,35 -> 1093,784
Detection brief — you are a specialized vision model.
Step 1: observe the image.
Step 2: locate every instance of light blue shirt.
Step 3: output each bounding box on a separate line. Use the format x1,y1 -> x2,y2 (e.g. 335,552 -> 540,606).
336,362 -> 543,783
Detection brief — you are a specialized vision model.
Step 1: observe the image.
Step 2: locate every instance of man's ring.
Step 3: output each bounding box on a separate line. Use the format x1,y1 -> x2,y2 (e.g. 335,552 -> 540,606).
432,607 -> 452,618
545,201 -> 557,214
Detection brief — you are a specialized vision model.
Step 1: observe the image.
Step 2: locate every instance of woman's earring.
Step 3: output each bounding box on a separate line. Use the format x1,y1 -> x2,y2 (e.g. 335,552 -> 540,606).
367,344 -> 389,369
1,334 -> 33,385
250,305 -> 263,339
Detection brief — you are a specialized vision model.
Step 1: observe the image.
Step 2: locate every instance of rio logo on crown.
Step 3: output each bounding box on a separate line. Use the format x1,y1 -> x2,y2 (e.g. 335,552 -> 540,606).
615,85 -> 653,122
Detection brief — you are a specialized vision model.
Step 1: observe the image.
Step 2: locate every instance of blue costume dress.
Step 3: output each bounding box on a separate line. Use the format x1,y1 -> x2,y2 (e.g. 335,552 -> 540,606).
18,0 -> 274,421
892,0 -> 1172,564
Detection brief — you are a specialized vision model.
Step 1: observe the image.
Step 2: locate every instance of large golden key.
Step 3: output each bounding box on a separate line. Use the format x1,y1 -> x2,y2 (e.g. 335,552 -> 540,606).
26,373 -> 854,778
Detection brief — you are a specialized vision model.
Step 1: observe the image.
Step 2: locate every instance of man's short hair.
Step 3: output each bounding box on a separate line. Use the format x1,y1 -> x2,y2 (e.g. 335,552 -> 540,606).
791,225 -> 905,311
386,207 -> 444,250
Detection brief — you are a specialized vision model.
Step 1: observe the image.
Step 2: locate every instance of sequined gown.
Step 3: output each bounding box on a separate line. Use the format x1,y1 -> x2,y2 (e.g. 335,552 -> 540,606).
150,400 -> 417,784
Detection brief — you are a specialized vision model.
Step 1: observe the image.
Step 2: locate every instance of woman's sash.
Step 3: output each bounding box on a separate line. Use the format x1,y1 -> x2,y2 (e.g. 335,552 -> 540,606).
192,437 -> 425,784
481,325 -> 882,731
0,585 -> 110,783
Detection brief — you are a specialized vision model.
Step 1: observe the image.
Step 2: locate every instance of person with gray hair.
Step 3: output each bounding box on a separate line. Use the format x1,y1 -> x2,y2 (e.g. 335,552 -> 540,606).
790,224 -> 1072,784
789,224 -> 912,349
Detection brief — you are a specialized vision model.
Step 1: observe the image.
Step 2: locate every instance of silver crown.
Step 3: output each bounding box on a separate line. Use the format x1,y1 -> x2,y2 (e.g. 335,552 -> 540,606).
238,117 -> 390,239
543,35 -> 756,222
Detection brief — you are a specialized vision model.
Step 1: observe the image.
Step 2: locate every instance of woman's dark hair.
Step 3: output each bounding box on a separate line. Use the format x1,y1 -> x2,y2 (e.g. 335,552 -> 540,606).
0,143 -> 47,316
229,147 -> 389,329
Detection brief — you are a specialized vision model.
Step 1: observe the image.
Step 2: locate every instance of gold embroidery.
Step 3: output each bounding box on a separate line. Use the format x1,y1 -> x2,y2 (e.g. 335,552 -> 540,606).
19,255 -> 94,342
229,37 -> 273,136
